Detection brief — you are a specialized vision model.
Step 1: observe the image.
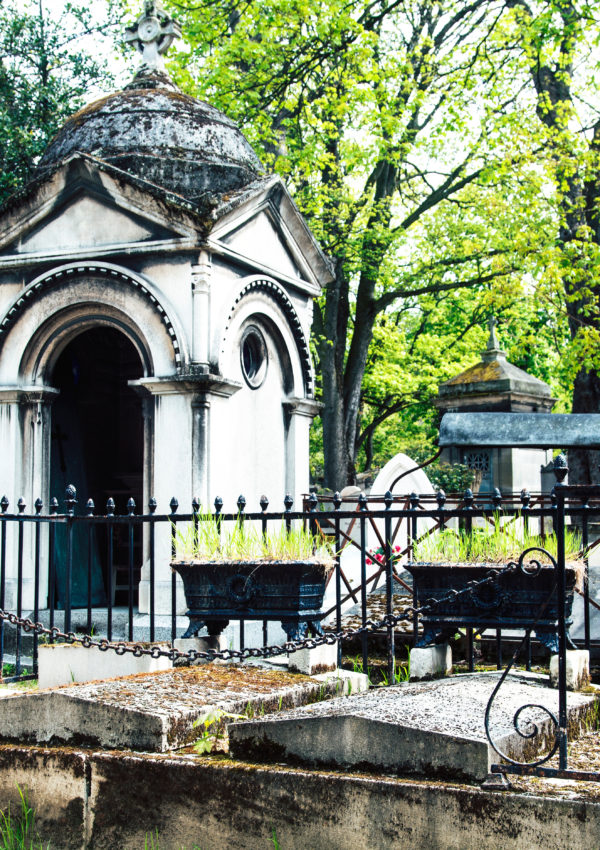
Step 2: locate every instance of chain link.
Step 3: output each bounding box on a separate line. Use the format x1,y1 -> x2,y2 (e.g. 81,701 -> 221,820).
0,565 -> 515,665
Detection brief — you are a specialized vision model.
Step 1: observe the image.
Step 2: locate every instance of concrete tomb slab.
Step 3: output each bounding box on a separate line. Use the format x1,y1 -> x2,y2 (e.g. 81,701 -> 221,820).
0,663 -> 364,753
37,642 -> 172,688
229,671 -> 600,783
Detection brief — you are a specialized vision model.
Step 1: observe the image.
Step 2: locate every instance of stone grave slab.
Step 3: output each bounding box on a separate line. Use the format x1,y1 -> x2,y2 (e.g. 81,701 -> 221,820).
0,664 -> 366,753
229,671 -> 599,783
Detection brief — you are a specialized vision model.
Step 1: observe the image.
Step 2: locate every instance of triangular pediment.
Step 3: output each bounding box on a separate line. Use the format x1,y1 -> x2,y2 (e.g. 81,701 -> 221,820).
220,210 -> 303,280
0,154 -> 203,264
9,193 -> 176,255
210,176 -> 334,294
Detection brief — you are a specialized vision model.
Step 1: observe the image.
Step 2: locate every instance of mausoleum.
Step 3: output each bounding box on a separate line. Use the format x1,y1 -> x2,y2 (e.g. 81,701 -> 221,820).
435,319 -> 555,494
0,2 -> 331,611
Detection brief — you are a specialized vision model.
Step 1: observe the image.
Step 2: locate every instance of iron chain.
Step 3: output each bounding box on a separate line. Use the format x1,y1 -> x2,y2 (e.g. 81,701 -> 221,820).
0,565 -> 514,665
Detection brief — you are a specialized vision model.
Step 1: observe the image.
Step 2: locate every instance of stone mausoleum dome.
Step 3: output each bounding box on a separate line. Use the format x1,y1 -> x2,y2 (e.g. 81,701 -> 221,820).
36,29 -> 262,204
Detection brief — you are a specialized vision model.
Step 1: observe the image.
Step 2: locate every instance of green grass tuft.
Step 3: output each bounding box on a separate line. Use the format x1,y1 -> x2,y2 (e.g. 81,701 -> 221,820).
412,523 -> 583,566
173,514 -> 334,563
0,786 -> 48,850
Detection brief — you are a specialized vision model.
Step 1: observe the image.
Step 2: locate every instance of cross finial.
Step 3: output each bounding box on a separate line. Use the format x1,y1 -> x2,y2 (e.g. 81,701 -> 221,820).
487,315 -> 499,350
124,2 -> 181,72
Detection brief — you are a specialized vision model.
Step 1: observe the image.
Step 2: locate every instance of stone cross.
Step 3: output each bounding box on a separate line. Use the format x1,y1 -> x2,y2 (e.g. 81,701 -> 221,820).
487,315 -> 500,350
124,1 -> 182,72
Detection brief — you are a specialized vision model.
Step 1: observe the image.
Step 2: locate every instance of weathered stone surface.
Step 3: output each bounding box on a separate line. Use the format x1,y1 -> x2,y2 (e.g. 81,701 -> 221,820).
0,745 -> 87,850
37,82 -> 263,202
0,664 -> 361,752
38,643 -> 172,688
287,641 -> 338,674
2,743 -> 600,850
439,412 -> 600,448
229,671 -> 599,782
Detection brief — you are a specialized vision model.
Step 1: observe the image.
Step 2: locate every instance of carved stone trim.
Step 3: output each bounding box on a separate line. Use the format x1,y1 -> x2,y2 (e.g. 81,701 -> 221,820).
0,264 -> 182,368
224,278 -> 314,396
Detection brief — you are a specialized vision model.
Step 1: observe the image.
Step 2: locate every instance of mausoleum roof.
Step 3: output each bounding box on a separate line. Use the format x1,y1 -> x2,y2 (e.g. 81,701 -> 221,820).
36,70 -> 263,204
436,318 -> 555,413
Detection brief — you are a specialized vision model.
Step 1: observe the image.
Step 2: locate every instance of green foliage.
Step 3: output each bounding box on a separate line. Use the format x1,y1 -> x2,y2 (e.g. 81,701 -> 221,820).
0,0 -> 591,482
412,524 -> 583,564
143,830 -> 203,850
173,516 -> 334,562
144,830 -> 160,850
347,653 -> 409,686
168,0 -> 582,484
0,0 -> 126,203
425,463 -> 476,496
0,786 -> 48,850
192,707 -> 245,754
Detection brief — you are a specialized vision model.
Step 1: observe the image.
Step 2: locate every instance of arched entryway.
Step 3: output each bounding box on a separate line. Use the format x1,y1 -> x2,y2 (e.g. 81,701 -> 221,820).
50,327 -> 145,607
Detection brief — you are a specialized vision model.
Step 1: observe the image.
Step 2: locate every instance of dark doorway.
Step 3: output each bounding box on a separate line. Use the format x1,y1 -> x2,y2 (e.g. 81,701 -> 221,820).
50,327 -> 145,607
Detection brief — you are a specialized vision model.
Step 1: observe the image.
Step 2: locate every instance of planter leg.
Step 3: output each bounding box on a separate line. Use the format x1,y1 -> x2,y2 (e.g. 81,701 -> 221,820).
410,643 -> 452,681
206,620 -> 229,638
281,620 -> 308,642
550,650 -> 590,691
182,618 -> 206,639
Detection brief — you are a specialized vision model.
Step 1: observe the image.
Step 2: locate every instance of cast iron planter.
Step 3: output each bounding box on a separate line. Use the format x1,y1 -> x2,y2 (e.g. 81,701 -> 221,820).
171,559 -> 334,641
405,561 -> 579,653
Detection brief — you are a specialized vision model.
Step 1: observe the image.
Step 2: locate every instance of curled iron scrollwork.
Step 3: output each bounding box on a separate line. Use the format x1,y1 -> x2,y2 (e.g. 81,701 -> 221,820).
484,547 -> 560,768
516,544 -> 557,576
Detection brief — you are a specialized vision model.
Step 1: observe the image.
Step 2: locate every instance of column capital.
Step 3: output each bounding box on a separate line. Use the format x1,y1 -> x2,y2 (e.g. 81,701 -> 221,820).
283,396 -> 323,419
130,373 -> 241,398
191,250 -> 212,293
0,385 -> 60,404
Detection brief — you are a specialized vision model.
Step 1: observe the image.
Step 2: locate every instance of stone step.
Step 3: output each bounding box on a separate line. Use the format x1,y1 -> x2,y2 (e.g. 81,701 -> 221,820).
228,670 -> 600,783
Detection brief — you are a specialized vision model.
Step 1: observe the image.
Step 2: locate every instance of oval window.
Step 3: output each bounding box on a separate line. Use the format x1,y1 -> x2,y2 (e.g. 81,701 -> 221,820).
240,325 -> 268,388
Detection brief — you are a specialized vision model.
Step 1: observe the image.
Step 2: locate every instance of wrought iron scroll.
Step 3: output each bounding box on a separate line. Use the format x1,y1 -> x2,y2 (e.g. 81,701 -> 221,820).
484,547 -> 560,769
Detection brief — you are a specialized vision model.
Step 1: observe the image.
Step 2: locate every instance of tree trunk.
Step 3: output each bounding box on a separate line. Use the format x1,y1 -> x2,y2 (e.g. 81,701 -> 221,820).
569,372 -> 600,485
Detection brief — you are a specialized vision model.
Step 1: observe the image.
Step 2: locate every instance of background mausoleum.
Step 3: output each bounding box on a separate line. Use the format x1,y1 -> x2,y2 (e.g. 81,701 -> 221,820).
435,320 -> 556,494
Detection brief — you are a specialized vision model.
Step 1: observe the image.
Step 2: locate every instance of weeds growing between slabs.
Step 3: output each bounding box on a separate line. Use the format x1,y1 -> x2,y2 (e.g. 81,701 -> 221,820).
0,786 -> 48,850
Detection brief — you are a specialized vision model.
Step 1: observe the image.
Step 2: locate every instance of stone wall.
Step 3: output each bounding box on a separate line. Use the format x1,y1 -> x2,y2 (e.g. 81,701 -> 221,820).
0,744 -> 598,850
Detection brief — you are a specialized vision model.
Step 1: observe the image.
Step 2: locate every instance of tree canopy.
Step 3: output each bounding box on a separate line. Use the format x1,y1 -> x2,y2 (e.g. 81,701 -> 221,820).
0,0 -> 127,202
2,0 -> 599,488
170,0 -> 589,487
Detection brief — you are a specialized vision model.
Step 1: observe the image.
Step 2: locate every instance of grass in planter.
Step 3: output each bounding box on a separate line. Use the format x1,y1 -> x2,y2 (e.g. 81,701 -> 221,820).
412,524 -> 583,565
174,516 -> 334,563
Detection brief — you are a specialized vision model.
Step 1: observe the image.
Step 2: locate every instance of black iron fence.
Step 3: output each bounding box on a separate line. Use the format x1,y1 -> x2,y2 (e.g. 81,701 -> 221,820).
0,466 -> 599,783
0,475 -> 598,676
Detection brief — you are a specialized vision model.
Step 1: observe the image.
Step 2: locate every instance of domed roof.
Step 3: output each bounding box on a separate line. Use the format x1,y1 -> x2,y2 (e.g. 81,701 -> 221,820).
36,72 -> 263,203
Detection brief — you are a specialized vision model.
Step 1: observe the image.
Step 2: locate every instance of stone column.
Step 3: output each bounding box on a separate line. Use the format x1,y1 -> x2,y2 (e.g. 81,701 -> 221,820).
130,374 -> 240,615
191,251 -> 211,365
0,387 -> 57,610
191,396 -> 210,509
131,379 -> 194,615
283,397 -> 322,502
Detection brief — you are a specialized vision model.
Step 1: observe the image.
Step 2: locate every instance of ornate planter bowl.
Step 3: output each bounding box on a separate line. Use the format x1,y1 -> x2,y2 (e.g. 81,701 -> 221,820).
171,559 -> 334,641
405,558 -> 580,653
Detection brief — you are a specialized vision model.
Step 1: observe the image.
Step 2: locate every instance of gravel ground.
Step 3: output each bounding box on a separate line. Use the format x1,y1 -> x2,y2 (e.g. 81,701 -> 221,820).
330,586 -> 416,634
509,731 -> 600,800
